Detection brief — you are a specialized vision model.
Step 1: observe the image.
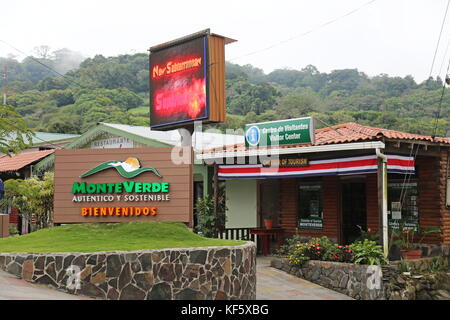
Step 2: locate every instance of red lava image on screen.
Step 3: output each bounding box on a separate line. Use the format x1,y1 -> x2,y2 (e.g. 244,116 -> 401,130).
150,36 -> 208,128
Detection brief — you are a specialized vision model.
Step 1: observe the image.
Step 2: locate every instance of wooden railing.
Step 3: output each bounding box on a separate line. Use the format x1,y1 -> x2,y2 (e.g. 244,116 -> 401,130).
214,228 -> 256,242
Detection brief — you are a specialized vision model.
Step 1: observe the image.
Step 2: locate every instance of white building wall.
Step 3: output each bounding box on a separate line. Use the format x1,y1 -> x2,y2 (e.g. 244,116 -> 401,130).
225,179 -> 257,228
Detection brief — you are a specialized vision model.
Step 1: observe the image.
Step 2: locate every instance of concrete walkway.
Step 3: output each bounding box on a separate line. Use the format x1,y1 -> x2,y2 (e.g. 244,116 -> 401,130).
256,256 -> 353,300
0,270 -> 91,300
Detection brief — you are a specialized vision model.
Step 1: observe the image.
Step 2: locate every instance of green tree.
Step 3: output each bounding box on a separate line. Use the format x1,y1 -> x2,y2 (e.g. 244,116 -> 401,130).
0,104 -> 33,154
275,89 -> 320,118
0,173 -> 54,230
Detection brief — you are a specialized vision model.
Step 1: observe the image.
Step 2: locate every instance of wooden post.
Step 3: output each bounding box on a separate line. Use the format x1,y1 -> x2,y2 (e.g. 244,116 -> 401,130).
0,214 -> 9,238
377,156 -> 389,257
213,163 -> 219,217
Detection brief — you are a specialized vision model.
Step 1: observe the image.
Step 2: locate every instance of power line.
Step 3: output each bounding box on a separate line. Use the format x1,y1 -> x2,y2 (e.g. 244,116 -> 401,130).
431,0 -> 450,138
0,39 -> 84,89
429,0 -> 450,78
432,56 -> 450,138
314,117 -> 346,137
437,36 -> 450,78
0,39 -> 126,145
229,0 -> 378,62
0,109 -> 64,150
0,40 -> 87,148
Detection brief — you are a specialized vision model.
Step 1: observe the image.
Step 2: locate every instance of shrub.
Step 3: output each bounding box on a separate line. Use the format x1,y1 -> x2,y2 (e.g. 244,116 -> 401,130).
8,226 -> 19,236
289,242 -> 310,265
194,195 -> 226,238
305,237 -> 335,260
349,239 -> 386,265
276,234 -> 305,257
323,244 -> 353,263
288,236 -> 337,265
284,236 -> 386,266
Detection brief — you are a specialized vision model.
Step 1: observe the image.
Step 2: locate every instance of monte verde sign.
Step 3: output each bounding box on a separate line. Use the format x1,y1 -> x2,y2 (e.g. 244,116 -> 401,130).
54,148 -> 193,224
245,117 -> 315,148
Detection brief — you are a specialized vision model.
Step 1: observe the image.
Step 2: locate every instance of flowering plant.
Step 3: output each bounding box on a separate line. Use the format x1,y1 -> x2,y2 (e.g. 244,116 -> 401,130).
288,236 -> 336,265
289,243 -> 310,265
325,245 -> 353,263
285,236 -> 385,266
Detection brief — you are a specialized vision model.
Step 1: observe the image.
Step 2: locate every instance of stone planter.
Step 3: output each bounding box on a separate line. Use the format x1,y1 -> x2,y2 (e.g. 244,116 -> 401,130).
0,242 -> 257,300
400,249 -> 422,260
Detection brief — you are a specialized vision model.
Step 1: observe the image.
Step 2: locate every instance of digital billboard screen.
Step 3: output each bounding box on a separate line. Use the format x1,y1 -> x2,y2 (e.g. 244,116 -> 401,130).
150,36 -> 208,129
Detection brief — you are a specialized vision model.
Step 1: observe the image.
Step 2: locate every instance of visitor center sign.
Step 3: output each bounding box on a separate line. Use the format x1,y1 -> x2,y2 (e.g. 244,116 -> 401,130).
245,117 -> 315,148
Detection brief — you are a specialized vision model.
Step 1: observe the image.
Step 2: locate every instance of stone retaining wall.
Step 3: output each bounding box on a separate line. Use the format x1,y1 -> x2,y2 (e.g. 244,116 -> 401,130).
271,257 -> 450,300
271,258 -> 385,300
0,242 -> 256,300
382,257 -> 450,300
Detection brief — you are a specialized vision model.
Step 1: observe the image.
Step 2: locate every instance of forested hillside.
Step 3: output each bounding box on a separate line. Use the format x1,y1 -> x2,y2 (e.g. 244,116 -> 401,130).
1,52 -> 449,136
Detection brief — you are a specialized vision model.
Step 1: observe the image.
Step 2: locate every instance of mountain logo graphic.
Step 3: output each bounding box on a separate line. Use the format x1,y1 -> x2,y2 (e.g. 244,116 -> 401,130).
80,157 -> 162,179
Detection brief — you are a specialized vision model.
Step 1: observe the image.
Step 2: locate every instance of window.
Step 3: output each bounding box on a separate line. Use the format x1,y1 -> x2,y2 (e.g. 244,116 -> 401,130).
298,184 -> 323,219
388,181 -> 418,230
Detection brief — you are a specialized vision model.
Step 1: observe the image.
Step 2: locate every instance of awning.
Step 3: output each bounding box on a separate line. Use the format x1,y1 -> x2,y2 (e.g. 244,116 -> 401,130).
218,154 -> 415,179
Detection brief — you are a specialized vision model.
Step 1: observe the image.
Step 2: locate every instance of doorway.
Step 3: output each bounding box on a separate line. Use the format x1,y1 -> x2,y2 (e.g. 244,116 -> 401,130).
341,182 -> 367,244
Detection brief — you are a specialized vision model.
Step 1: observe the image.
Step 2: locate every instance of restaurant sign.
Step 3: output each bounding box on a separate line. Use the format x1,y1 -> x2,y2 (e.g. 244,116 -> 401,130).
245,117 -> 315,148
297,217 -> 323,230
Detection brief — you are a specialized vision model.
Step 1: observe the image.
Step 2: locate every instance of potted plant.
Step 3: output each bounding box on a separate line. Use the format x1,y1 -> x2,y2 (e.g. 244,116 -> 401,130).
263,213 -> 274,230
393,225 -> 440,260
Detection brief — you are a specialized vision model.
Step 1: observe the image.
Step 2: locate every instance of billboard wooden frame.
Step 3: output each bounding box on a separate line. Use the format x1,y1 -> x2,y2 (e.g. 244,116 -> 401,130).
53,147 -> 193,225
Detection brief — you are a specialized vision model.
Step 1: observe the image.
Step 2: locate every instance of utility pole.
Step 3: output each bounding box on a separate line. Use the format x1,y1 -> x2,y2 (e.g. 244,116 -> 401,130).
2,65 -> 7,105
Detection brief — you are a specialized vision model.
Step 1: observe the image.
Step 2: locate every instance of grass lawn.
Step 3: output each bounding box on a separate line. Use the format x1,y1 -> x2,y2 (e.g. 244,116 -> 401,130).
0,222 -> 245,253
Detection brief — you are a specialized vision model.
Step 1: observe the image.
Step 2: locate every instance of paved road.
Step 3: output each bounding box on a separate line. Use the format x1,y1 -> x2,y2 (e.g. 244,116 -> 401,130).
256,257 -> 353,300
0,270 -> 91,300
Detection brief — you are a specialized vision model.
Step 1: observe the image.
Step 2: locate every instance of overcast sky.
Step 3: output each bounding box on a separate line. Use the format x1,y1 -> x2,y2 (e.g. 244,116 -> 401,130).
1,0 -> 450,82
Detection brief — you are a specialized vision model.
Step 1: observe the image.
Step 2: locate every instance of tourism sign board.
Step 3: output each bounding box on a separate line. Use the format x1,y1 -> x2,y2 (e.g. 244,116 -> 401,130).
53,148 -> 193,224
244,117 -> 315,148
297,217 -> 323,230
388,218 -> 419,231
149,29 -> 233,130
262,156 -> 309,167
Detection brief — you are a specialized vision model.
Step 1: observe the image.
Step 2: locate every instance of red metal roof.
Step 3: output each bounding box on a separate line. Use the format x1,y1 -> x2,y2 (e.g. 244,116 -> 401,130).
202,122 -> 450,154
0,149 -> 55,172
